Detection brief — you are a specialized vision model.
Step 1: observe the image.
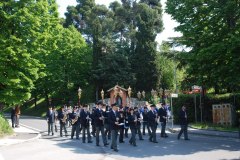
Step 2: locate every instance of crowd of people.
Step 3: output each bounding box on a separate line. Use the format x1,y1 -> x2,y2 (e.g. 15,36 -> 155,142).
46,102 -> 189,152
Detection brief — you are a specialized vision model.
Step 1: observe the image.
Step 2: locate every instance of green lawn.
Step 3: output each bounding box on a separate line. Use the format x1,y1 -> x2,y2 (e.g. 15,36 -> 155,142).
190,122 -> 239,132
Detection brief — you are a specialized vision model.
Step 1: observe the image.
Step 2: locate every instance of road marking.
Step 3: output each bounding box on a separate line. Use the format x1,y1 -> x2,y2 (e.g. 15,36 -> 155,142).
19,123 -> 42,133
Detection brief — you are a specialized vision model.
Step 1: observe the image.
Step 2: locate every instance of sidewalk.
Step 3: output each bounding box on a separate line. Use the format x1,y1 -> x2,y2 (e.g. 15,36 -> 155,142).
167,122 -> 240,139
0,122 -> 41,147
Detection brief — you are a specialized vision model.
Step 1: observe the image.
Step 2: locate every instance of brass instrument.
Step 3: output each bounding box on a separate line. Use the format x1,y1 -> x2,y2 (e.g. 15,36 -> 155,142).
62,113 -> 67,123
71,115 -> 79,125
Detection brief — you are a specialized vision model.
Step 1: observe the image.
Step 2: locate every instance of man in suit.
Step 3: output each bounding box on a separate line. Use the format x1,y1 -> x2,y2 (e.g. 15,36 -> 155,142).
108,103 -> 119,152
58,106 -> 68,137
147,104 -> 158,143
46,106 -> 55,136
70,107 -> 80,139
93,101 -> 108,146
177,105 -> 190,140
134,107 -> 144,140
11,106 -> 16,128
80,104 -> 92,143
158,104 -> 168,138
142,106 -> 150,136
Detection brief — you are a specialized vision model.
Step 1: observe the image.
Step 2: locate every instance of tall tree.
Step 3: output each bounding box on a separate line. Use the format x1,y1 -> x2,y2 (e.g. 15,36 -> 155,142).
166,0 -> 240,92
0,0 -> 59,105
132,0 -> 163,92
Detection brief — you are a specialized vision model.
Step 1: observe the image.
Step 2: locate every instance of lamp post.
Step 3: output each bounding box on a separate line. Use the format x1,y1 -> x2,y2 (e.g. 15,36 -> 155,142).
142,91 -> 145,100
159,88 -> 163,103
101,89 -> 104,101
128,86 -> 132,107
151,89 -> 157,104
137,91 -> 141,100
78,87 -> 82,106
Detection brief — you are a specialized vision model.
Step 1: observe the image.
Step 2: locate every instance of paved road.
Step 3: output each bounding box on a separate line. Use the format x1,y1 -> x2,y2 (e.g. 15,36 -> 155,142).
1,116 -> 240,160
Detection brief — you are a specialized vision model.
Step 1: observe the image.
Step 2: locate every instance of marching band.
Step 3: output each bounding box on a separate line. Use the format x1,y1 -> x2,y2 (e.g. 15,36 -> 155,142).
46,102 -> 171,152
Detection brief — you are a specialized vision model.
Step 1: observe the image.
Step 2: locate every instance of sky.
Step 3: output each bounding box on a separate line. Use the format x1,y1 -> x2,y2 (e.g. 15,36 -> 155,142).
55,0 -> 181,45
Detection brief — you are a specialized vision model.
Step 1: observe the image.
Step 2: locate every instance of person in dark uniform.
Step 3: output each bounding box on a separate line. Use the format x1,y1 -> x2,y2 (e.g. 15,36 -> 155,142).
80,104 -> 92,143
70,107 -> 80,139
142,106 -> 150,136
93,101 -> 108,146
177,105 -> 190,140
124,106 -> 130,138
108,103 -> 119,152
58,106 -> 68,137
118,111 -> 125,143
128,108 -> 137,146
134,107 -> 144,140
103,104 -> 111,140
158,104 -> 168,138
147,104 -> 158,143
46,106 -> 56,136
11,106 -> 16,128
90,107 -> 96,137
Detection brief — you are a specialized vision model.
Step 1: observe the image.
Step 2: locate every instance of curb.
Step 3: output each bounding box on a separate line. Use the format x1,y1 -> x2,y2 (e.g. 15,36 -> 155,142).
1,122 -> 42,147
167,127 -> 239,139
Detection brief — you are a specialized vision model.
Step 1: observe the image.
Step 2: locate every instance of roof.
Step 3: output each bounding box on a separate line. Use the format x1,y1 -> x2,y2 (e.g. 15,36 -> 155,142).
107,85 -> 127,92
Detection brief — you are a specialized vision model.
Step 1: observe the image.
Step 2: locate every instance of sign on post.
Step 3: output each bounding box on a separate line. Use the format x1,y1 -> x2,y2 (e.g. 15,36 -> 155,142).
171,93 -> 178,98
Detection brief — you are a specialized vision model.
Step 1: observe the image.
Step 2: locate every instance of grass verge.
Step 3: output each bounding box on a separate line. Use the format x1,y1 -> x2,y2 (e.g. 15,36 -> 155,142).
0,113 -> 13,138
190,122 -> 239,132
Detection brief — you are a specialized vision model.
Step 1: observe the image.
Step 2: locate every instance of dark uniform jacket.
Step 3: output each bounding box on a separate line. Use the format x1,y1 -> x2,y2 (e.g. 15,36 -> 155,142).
70,111 -> 80,125
80,110 -> 90,127
134,111 -> 141,126
179,110 -> 187,125
46,110 -> 55,123
158,107 -> 167,123
128,114 -> 137,129
108,110 -> 119,130
93,108 -> 104,127
147,110 -> 158,127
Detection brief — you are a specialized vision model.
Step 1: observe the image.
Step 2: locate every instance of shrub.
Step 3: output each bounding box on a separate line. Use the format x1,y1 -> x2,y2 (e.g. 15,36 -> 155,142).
172,93 -> 240,127
0,113 -> 13,137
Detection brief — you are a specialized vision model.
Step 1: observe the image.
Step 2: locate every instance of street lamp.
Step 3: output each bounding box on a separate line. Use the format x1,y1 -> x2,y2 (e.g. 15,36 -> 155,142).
142,91 -> 145,99
151,89 -> 155,97
101,89 -> 104,100
78,87 -> 82,106
127,86 -> 132,98
137,91 -> 141,100
158,88 -> 163,103
127,86 -> 132,106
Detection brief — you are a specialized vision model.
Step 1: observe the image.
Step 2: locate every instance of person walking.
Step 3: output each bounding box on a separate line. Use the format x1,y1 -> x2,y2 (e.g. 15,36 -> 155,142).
80,104 -> 92,143
147,104 -> 158,143
93,101 -> 108,146
128,108 -> 137,146
58,106 -> 68,137
46,106 -> 55,136
158,104 -> 168,138
177,105 -> 190,140
15,105 -> 21,128
11,106 -> 16,128
108,103 -> 119,152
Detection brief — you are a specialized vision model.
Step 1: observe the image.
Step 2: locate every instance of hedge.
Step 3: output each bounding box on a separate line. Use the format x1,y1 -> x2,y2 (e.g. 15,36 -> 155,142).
171,93 -> 240,126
